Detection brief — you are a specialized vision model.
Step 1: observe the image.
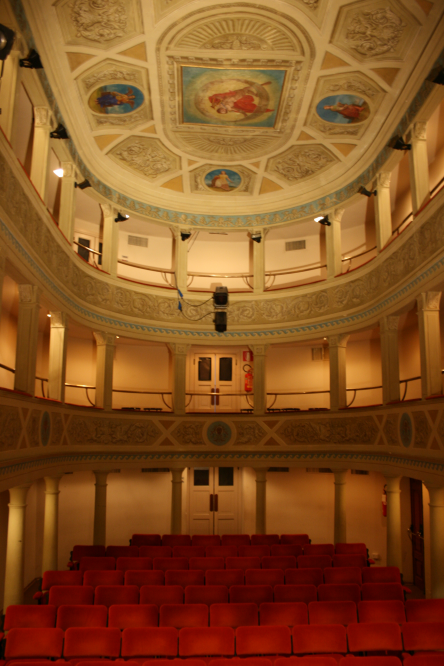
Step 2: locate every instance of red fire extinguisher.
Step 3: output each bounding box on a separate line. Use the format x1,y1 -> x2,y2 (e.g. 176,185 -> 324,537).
244,364 -> 253,393
382,485 -> 387,517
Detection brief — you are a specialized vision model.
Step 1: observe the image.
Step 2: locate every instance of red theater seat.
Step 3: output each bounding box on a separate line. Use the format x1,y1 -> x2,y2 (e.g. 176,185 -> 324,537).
361,568 -> 401,584
298,556 -> 332,570
260,602 -> 308,626
70,546 -> 106,567
251,535 -> 280,547
166,569 -> 205,587
190,557 -> 225,572
347,622 -> 402,654
36,570 -> 83,601
122,626 -> 179,658
317,584 -> 361,605
360,584 -> 404,602
402,621 -> 444,653
162,535 -> 191,548
211,659 -> 272,666
324,568 -> 362,586
210,603 -> 258,628
143,660 -> 206,666
308,601 -> 357,626
292,624 -> 347,655
333,555 -> 367,568
83,569 -> 124,588
94,583 -> 139,607
271,545 -> 303,558
206,546 -> 238,558
239,546 -> 271,558
106,545 -> 139,558
229,584 -> 273,606
160,604 -> 209,628
108,604 -> 158,629
185,585 -> 228,606
403,657 -> 444,666
335,544 -> 367,556
245,569 -> 284,586
262,556 -> 297,571
221,535 -> 250,547
153,557 -> 189,572
56,604 -> 107,630
131,534 -> 162,547
277,658 -> 337,666
206,569 -> 244,587
125,569 -> 165,587
140,584 -> 183,607
79,556 -> 115,573
179,626 -> 235,657
192,535 -> 221,547
236,625 -> 291,656
226,557 -> 261,572
281,535 -> 310,546
286,568 -> 323,587
304,545 -> 335,558
117,557 -> 153,572
139,546 -> 172,558
4,605 -> 56,630
358,601 -> 406,624
274,584 -> 317,605
173,546 -> 206,558
5,628 -> 64,660
340,658 -> 402,666
63,626 -> 121,659
405,599 -> 444,622
48,585 -> 94,607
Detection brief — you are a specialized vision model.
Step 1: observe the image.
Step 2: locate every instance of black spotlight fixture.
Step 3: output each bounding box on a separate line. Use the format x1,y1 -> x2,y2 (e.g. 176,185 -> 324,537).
391,136 -> 411,151
213,286 -> 228,308
180,230 -> 191,241
214,311 -> 227,333
0,24 -> 15,62
358,186 -> 377,197
50,123 -> 68,139
19,48 -> 43,69
427,67 -> 444,86
75,179 -> 91,190
314,215 -> 331,227
115,212 -> 129,223
251,231 -> 262,243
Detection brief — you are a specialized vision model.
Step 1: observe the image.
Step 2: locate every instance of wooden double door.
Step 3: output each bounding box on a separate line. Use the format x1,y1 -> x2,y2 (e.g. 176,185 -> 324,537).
188,467 -> 240,535
191,353 -> 239,413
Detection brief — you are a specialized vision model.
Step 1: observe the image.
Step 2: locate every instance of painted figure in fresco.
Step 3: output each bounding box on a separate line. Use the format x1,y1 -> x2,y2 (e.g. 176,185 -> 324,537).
209,81 -> 274,116
96,88 -> 136,110
210,170 -> 235,191
323,101 -> 365,122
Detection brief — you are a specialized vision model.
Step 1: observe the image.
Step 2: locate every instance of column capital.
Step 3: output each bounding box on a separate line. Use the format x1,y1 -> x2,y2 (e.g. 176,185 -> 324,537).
93,470 -> 109,485
417,291 -> 441,312
167,342 -> 190,356
334,469 -> 348,484
408,122 -> 427,141
328,334 -> 349,349
330,207 -> 345,224
384,475 -> 402,492
425,483 -> 444,506
171,468 -> 185,483
93,331 -> 116,347
34,106 -> 52,128
377,171 -> 391,188
254,468 -> 267,482
50,311 -> 68,329
61,162 -> 76,179
18,284 -> 39,305
9,485 -> 31,506
380,315 -> 399,333
248,344 -> 269,356
100,203 -> 114,218
44,476 -> 62,494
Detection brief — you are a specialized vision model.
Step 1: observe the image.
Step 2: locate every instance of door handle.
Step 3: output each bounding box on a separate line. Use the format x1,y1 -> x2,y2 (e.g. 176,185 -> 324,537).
214,494 -> 218,512
209,494 -> 213,511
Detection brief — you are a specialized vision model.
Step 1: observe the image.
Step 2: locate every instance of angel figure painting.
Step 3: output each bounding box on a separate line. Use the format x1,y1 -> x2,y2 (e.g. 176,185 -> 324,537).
182,66 -> 286,128
316,94 -> 370,125
89,84 -> 145,115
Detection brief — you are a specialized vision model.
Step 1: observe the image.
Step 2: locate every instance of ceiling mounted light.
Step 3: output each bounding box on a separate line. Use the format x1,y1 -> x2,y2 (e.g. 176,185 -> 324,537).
0,24 -> 15,62
251,232 -> 262,243
358,186 -> 377,197
314,215 -> 331,226
115,212 -> 129,223
180,230 -> 192,241
391,136 -> 411,151
50,123 -> 69,139
19,48 -> 42,69
428,67 -> 444,85
53,168 -> 64,178
75,179 -> 91,189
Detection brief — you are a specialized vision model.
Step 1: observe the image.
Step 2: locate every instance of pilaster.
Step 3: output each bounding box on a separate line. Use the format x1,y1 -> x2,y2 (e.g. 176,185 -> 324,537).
328,334 -> 349,411
417,292 -> 442,398
93,471 -> 108,546
375,172 -> 392,251
380,315 -> 400,404
384,475 -> 403,571
252,230 -> 267,294
173,229 -> 188,294
326,208 -> 343,278
425,483 -> 444,598
30,107 -> 52,201
58,162 -> 76,242
42,476 -> 62,574
408,122 -> 430,212
171,468 -> 185,534
254,468 -> 267,535
248,344 -> 268,415
334,469 -> 347,544
15,284 -> 40,395
100,204 -> 118,276
0,48 -> 22,143
48,312 -> 68,402
168,343 -> 190,416
3,485 -> 31,608
93,331 -> 115,410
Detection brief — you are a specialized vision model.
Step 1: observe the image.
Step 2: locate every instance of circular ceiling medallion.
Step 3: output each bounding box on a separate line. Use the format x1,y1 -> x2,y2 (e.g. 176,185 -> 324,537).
89,84 -> 145,115
316,95 -> 370,125
207,421 -> 232,446
204,169 -> 242,193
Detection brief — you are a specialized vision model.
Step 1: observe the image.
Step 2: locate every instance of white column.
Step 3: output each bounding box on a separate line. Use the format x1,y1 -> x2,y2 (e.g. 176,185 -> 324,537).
3,485 -> 31,609
167,343 -> 190,416
380,315 -> 400,404
14,284 -> 39,395
171,468 -> 185,534
334,469 -> 347,544
58,162 -> 76,242
93,332 -> 115,410
252,231 -> 266,294
385,475 -> 403,571
48,312 -> 68,402
93,471 -> 108,546
0,48 -> 22,143
249,344 -> 268,415
328,334 -> 349,411
254,468 -> 267,534
425,483 -> 444,598
417,292 -> 442,398
326,208 -> 343,278
173,230 -> 188,294
375,172 -> 392,251
30,107 -> 52,201
100,204 -> 119,276
408,122 -> 430,213
42,476 -> 62,574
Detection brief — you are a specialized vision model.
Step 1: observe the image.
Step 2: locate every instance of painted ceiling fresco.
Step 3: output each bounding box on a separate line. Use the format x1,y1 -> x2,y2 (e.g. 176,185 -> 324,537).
19,0 -> 443,219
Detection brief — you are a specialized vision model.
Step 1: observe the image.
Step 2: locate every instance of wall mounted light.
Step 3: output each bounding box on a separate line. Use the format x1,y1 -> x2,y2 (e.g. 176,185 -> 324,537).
50,124 -> 68,139
19,48 -> 42,69
358,186 -> 377,197
115,212 -> 129,223
314,215 -> 331,226
75,179 -> 91,189
391,136 -> 411,151
251,232 -> 262,243
180,230 -> 192,241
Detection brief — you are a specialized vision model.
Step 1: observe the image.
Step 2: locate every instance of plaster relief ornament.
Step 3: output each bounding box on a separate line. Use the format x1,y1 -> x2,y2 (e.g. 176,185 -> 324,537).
70,0 -> 127,42
111,138 -> 179,179
271,147 -> 335,182
346,8 -> 406,58
317,95 -> 370,125
89,84 -> 144,115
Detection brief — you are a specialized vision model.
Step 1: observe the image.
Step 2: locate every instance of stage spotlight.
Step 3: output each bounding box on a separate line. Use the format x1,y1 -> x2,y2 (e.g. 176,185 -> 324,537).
251,232 -> 262,243
115,212 -> 129,223
213,286 -> 228,308
427,67 -> 444,86
391,136 -> 411,151
50,124 -> 68,139
0,24 -> 15,62
359,186 -> 377,197
214,311 -> 227,333
19,48 -> 42,69
314,215 -> 331,226
180,230 -> 191,241
75,179 -> 91,190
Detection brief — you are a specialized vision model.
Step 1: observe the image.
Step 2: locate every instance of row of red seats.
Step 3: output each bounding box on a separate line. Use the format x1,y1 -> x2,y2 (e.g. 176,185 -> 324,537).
6,600 -> 444,630
3,623 -> 444,662
130,535 -> 313,547
43,582 -> 410,607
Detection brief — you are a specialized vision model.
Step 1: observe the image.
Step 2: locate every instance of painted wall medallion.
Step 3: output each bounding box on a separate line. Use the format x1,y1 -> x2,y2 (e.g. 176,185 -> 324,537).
89,84 -> 144,115
400,412 -> 412,448
207,421 -> 232,446
181,66 -> 286,128
40,411 -> 51,447
204,169 -> 242,192
316,94 -> 370,124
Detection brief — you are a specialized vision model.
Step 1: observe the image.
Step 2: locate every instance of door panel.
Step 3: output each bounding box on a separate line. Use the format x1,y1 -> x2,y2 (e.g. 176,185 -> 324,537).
189,468 -> 214,535
192,354 -> 239,413
214,467 -> 239,535
188,467 -> 240,535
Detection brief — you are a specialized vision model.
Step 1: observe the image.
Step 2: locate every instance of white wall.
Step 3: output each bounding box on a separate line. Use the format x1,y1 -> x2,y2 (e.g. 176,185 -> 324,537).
58,471 -> 95,569
65,335 -> 97,406
113,341 -> 170,410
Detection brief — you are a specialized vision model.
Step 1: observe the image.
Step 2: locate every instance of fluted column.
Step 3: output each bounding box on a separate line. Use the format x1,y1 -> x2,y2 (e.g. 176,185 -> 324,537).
58,162 -> 76,242
30,107 -> 52,200
167,343 -> 190,416
249,344 -> 268,415
384,475 -> 403,571
380,315 -> 400,404
171,468 -> 185,534
329,334 -> 349,410
254,468 -> 267,534
101,204 -> 118,276
0,48 -> 22,142
375,172 -> 392,251
326,208 -> 343,278
334,469 -> 347,544
3,485 -> 31,609
14,285 -> 40,395
48,312 -> 68,402
252,230 -> 267,294
173,229 -> 188,294
425,483 -> 444,598
93,332 -> 115,410
408,122 -> 430,212
417,292 -> 442,398
42,476 -> 62,574
93,471 -> 108,546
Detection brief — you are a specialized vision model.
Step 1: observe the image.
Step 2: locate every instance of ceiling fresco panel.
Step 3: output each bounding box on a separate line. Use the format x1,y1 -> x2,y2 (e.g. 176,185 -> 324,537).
108,136 -> 181,180
266,144 -> 339,184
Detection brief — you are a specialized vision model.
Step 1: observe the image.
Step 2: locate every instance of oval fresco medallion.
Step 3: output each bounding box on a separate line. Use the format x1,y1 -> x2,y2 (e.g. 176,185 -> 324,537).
316,94 -> 370,125
204,169 -> 242,193
89,84 -> 144,115
207,421 -> 232,446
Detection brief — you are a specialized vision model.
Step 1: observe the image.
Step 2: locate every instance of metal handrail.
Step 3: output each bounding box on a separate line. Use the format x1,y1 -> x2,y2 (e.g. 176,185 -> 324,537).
391,212 -> 413,237
341,246 -> 377,271
73,240 -> 102,257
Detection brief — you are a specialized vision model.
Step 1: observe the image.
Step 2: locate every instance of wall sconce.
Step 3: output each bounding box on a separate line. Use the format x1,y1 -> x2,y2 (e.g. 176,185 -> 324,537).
75,179 -> 91,189
251,232 -> 262,243
358,186 -> 377,197
53,168 -> 64,178
180,230 -> 192,241
50,124 -> 68,139
391,136 -> 411,151
115,212 -> 129,223
19,48 -> 42,69
314,215 -> 331,226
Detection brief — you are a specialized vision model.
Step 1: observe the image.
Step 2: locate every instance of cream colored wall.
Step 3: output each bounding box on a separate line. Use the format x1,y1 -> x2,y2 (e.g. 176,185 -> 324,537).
0,277 -> 18,391
390,152 -> 413,231
188,235 -> 250,292
58,471 -> 95,569
65,335 -> 96,406
427,97 -> 444,193
346,334 -> 382,407
265,222 -> 323,288
118,233 -> 174,287
341,197 -> 377,270
398,311 -> 421,400
113,341 -> 170,410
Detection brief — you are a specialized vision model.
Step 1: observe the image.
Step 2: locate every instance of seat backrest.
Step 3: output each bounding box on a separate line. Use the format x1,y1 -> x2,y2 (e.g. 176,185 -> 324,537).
48,585 -> 94,607
185,585 -> 229,606
308,601 -> 357,626
260,602 -> 308,627
229,584 -> 273,606
358,600 -> 406,624
172,546 -> 206,558
341,658 -> 401,666
226,557 -> 261,572
165,569 -> 205,587
335,543 -> 367,556
221,534 -> 250,547
140,546 -> 172,558
116,557 -> 153,573
5,628 -> 64,659
83,569 -> 124,588
361,583 -> 404,602
317,584 -> 361,605
206,569 -> 244,587
236,625 -> 291,655
292,624 -> 347,654
153,557 -> 189,572
347,622 -> 403,653
179,626 -> 235,656
41,570 -> 83,590
210,603 -> 258,628
333,554 -> 367,568
297,555 -> 332,570
271,545 -> 303,558
281,534 -> 310,545
211,659 -> 273,666
71,546 -> 106,562
238,546 -> 270,558
160,604 -> 209,628
106,545 -> 139,558
285,568 -> 323,587
94,584 -> 139,607
79,557 -> 115,573
245,569 -> 284,586
4,605 -> 56,630
108,604 -> 158,629
262,556 -> 297,571
206,546 -> 238,558
401,621 -> 444,652
274,584 -> 317,605
405,599 -> 444,622
189,557 -> 225,572
131,534 -> 162,547
56,604 -> 108,630
125,569 -> 165,587
303,544 -> 335,558
251,535 -> 280,546
362,567 -> 401,584
324,567 -> 362,586
162,535 -> 191,547
122,627 -> 179,657
191,535 -> 221,547
63,627 -> 122,658
403,656 -> 444,666
140,584 -> 183,607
